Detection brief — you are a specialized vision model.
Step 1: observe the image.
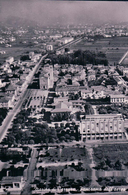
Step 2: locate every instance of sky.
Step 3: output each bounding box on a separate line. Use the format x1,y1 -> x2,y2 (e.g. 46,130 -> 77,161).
0,0 -> 128,26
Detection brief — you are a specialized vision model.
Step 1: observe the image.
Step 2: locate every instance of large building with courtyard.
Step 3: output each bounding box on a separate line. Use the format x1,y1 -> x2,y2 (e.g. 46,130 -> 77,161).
79,114 -> 125,141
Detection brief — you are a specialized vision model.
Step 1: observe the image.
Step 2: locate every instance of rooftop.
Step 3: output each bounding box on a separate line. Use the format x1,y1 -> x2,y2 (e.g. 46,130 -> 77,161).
85,114 -> 122,119
6,84 -> 16,91
110,94 -> 125,98
1,176 -> 23,184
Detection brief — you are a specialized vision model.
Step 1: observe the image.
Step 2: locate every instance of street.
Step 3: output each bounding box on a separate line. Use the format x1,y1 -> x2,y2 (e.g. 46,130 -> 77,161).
0,54 -> 47,143
21,148 -> 38,195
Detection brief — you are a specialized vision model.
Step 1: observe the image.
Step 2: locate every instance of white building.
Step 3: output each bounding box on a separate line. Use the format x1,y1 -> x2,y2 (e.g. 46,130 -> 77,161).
80,114 -> 125,141
110,94 -> 126,103
46,45 -> 53,51
59,37 -> 74,44
6,57 -> 14,64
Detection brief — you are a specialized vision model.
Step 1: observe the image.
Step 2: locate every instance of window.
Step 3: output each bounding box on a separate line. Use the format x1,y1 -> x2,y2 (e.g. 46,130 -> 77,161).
13,183 -> 20,188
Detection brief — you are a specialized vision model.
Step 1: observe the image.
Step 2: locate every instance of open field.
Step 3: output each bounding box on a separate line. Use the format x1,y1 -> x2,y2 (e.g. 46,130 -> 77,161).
37,146 -> 89,164
0,43 -> 44,64
70,37 -> 128,65
93,143 -> 128,164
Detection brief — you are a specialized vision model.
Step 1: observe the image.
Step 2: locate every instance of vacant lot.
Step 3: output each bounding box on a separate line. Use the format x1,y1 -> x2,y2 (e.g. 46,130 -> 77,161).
93,143 -> 128,164
38,146 -> 90,164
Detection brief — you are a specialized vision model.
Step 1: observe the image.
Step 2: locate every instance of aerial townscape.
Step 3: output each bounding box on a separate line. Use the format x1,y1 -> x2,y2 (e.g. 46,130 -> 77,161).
1,1 -> 128,195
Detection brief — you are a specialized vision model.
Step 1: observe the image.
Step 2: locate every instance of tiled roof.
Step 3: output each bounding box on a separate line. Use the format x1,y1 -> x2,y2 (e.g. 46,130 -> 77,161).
51,108 -> 71,113
1,176 -> 23,184
6,84 -> 16,91
86,114 -> 122,119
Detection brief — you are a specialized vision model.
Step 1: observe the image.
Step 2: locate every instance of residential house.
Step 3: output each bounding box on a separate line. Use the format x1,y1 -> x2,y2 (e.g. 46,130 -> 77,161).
6,57 -> 14,64
0,97 -> 12,108
70,99 -> 86,112
0,176 -> 25,192
81,89 -> 92,99
55,85 -> 87,96
5,84 -> 17,96
87,70 -> 96,81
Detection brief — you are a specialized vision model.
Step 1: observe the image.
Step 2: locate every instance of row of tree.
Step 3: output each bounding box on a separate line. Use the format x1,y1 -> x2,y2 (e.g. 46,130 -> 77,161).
0,108 -> 8,125
48,49 -> 108,66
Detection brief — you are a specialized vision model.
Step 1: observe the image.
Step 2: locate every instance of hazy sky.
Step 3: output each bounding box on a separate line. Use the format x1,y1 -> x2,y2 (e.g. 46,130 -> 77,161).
0,0 -> 128,26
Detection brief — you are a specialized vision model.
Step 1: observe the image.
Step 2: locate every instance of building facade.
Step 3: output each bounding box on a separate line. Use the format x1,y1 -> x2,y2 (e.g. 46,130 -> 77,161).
110,94 -> 126,103
39,65 -> 53,90
79,114 -> 125,141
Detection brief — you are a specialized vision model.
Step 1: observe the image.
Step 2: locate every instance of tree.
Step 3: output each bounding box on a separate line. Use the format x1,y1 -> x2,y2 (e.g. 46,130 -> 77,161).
84,103 -> 94,115
6,134 -> 16,146
29,139 -> 35,144
115,160 -> 122,170
99,108 -> 107,114
60,136 -> 65,141
20,55 -> 30,61
70,136 -> 75,141
67,79 -> 72,85
65,48 -> 70,53
65,134 -> 70,140
51,112 -> 70,122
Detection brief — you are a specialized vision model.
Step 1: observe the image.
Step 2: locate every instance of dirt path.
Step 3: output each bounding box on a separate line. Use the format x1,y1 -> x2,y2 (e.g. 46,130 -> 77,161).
86,145 -> 100,188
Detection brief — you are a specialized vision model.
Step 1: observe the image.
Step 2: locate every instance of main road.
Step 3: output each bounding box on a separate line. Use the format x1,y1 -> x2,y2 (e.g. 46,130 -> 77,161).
0,53 -> 48,142
118,50 -> 128,65
21,148 -> 39,195
56,36 -> 83,51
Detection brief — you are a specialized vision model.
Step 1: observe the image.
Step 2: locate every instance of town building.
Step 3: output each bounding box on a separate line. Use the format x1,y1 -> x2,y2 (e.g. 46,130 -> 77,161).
55,85 -> 87,96
110,94 -> 126,103
46,45 -> 53,51
87,70 -> 96,81
39,65 -> 53,89
96,169 -> 128,178
58,37 -> 74,44
70,99 -> 86,112
79,114 -> 125,141
6,57 -> 14,64
113,75 -> 124,85
0,176 -> 25,193
29,52 -> 35,59
50,102 -> 72,117
81,89 -> 92,99
0,97 -> 12,108
5,84 -> 17,96
50,34 -> 62,40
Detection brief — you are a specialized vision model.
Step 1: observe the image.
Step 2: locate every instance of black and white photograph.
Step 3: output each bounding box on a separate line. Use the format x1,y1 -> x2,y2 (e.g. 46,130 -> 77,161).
0,0 -> 128,194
